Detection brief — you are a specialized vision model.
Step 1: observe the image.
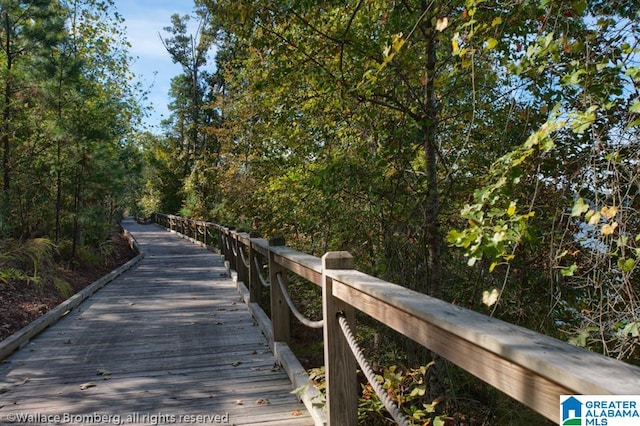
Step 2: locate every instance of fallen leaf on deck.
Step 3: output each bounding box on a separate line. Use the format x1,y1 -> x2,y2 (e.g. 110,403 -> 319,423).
255,398 -> 270,405
292,410 -> 302,416
234,400 -> 244,405
80,382 -> 96,390
232,361 -> 242,367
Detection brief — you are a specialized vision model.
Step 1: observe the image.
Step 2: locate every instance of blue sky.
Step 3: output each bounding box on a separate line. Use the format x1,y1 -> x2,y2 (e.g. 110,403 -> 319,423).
112,0 -> 198,132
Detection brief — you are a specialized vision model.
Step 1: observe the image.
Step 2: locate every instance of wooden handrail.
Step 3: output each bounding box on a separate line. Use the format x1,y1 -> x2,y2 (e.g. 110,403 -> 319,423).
152,213 -> 640,425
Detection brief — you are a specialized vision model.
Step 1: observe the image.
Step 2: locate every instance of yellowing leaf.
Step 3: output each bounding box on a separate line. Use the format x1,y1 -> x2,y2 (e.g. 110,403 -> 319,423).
588,211 -> 601,226
571,198 -> 589,217
491,17 -> 502,27
485,37 -> 498,50
507,202 -> 516,217
482,289 -> 499,307
452,33 -> 460,54
600,205 -> 618,219
436,17 -> 449,32
601,222 -> 618,235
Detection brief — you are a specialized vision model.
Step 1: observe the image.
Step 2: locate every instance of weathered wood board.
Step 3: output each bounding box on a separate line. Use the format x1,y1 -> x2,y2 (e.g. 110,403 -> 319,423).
0,219 -> 313,425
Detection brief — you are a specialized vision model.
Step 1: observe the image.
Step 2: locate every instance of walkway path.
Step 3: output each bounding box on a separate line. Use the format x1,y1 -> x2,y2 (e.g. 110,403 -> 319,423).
0,219 -> 313,425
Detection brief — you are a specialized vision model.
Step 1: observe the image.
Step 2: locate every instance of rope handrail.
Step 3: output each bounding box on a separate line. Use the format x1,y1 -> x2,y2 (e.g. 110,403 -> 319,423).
231,237 -> 238,256
239,244 -> 250,269
254,256 -> 270,287
152,212 -> 640,425
276,272 -> 323,329
224,234 -> 231,251
337,313 -> 410,426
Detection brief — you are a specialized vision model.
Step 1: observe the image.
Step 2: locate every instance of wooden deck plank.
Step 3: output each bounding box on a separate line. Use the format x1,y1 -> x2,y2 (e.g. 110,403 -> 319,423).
0,219 -> 314,425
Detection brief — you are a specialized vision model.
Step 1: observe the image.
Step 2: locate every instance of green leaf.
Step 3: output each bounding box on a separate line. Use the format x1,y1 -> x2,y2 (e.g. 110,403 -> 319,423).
572,0 -> 587,15
571,107 -> 597,134
571,198 -> 589,217
630,101 -> 640,114
621,322 -> 640,337
561,264 -> 577,277
618,258 -> 635,273
562,69 -> 586,86
434,417 -> 447,426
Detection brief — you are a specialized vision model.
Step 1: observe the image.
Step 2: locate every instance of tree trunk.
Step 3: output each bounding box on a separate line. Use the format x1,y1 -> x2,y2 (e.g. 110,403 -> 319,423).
421,2 -> 445,402
422,6 -> 441,299
2,10 -> 12,199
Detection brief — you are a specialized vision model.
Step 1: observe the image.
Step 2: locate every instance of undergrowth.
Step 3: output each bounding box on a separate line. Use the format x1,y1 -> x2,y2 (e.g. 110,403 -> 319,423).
283,269 -> 553,425
0,236 -> 120,297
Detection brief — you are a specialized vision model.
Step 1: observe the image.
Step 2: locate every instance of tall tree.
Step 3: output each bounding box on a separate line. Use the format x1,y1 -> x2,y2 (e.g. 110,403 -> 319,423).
0,0 -> 65,229
160,6 -> 215,170
0,0 -> 143,254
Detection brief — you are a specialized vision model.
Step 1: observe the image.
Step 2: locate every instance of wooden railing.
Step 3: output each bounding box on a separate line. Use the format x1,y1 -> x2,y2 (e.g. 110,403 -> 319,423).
153,213 -> 640,425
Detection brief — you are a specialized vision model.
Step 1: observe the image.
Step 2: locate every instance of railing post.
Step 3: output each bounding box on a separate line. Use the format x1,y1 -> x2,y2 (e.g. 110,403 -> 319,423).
230,229 -> 240,274
224,227 -> 235,262
322,251 -> 357,426
203,222 -> 208,246
248,232 -> 261,304
269,237 -> 290,344
218,227 -> 225,257
236,232 -> 247,285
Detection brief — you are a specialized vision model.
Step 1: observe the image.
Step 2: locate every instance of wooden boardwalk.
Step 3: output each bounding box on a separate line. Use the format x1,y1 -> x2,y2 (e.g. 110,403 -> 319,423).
0,219 -> 314,425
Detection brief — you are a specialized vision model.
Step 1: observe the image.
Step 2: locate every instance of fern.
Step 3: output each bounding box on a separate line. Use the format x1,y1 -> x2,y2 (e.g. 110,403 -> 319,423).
54,278 -> 74,299
17,238 -> 57,284
0,267 -> 29,285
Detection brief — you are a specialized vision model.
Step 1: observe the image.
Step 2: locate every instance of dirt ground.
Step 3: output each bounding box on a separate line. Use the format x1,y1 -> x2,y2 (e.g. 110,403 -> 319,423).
0,233 -> 137,342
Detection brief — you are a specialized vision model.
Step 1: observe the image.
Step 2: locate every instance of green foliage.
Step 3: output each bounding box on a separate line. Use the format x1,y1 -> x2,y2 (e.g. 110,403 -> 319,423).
0,267 -> 29,286
53,277 -> 73,299
19,238 -> 57,283
359,364 -> 445,425
0,237 -> 56,289
0,0 -> 143,258
145,2 -> 640,423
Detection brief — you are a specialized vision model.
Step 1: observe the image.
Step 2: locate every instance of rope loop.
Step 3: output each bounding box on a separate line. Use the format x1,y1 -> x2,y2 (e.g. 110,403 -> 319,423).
253,256 -> 270,287
239,245 -> 250,268
276,272 -> 324,329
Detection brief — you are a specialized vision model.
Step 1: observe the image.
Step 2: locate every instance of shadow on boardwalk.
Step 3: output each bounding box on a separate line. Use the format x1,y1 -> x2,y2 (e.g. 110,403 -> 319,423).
0,219 -> 313,425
